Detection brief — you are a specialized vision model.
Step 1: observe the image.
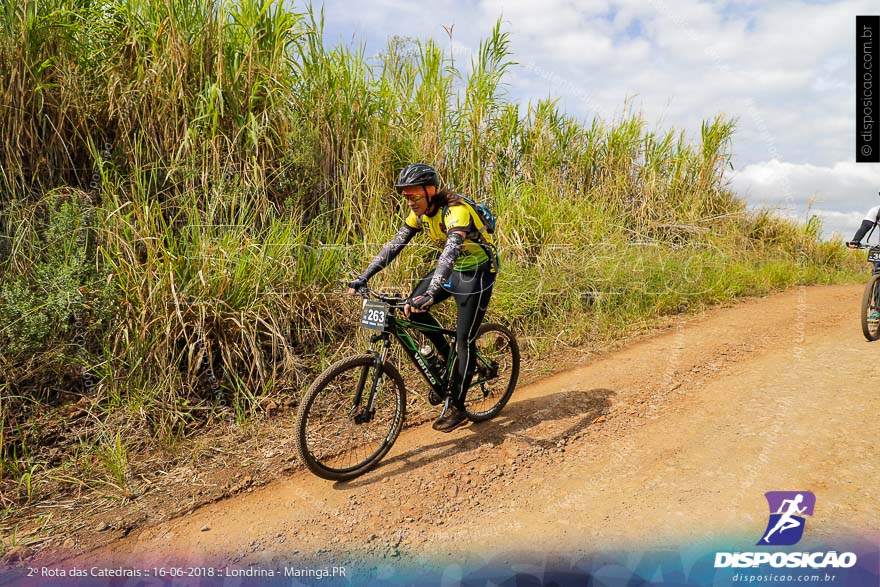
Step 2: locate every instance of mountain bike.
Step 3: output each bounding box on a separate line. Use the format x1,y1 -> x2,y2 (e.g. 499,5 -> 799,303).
854,244 -> 880,341
295,288 -> 520,481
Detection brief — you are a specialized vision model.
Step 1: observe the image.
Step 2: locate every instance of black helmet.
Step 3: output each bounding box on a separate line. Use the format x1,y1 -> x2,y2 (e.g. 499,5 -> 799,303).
395,163 -> 439,193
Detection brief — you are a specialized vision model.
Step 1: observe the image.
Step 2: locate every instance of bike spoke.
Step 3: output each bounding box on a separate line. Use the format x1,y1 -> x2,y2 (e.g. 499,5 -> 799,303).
464,325 -> 519,419
299,359 -> 402,476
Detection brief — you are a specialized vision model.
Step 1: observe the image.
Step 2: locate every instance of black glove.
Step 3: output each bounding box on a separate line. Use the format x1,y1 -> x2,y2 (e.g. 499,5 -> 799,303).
348,276 -> 368,293
409,293 -> 435,310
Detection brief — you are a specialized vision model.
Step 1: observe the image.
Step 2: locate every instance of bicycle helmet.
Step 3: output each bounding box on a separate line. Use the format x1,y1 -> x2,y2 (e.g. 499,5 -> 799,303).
395,163 -> 439,193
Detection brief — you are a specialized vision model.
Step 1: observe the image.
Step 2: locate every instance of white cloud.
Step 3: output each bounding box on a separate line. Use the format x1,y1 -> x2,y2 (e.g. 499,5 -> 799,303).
811,209 -> 870,239
542,30 -> 614,64
731,160 -> 880,202
323,0 -> 880,237
730,160 -> 880,236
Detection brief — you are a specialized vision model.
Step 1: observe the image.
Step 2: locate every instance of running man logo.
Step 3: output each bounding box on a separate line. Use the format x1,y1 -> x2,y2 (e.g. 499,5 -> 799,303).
757,491 -> 816,546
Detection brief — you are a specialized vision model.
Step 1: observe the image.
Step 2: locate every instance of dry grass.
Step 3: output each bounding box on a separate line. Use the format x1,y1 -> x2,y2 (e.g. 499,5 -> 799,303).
0,0 -> 863,522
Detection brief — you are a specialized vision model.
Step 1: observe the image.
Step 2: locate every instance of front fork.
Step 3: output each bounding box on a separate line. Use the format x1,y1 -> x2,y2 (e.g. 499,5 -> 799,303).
352,333 -> 391,424
872,263 -> 880,310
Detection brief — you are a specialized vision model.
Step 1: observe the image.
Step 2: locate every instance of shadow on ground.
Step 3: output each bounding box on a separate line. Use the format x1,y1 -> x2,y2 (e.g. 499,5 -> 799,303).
340,388 -> 615,488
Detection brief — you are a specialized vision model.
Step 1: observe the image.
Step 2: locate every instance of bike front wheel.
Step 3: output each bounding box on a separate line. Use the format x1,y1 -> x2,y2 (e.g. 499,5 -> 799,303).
464,323 -> 520,422
861,274 -> 880,341
295,354 -> 406,481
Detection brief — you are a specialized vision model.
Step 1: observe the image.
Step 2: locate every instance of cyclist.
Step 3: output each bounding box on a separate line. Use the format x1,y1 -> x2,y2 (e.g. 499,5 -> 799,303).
347,164 -> 497,432
846,202 -> 880,249
848,203 -> 880,322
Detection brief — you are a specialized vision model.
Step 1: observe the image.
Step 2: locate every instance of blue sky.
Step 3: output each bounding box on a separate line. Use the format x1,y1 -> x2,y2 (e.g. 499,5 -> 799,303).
321,0 -> 880,238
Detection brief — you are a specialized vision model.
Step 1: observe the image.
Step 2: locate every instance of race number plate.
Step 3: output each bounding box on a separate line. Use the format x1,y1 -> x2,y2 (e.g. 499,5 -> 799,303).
869,247 -> 880,262
360,299 -> 389,331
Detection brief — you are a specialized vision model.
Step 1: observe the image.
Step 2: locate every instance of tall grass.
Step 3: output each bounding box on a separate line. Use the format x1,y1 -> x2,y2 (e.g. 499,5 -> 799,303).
0,0 -> 861,504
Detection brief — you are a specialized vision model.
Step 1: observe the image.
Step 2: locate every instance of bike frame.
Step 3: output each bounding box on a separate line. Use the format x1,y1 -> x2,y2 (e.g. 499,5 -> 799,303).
380,311 -> 498,392
865,248 -> 880,309
353,302 -> 497,420
346,305 -> 457,422
372,312 -> 456,394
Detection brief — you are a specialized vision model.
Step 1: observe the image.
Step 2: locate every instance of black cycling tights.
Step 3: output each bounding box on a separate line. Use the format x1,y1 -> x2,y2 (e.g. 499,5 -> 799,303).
408,267 -> 496,410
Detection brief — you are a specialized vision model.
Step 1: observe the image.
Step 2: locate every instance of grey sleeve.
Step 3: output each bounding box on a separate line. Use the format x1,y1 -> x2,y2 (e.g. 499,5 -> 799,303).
852,219 -> 875,243
424,232 -> 464,296
360,225 -> 418,280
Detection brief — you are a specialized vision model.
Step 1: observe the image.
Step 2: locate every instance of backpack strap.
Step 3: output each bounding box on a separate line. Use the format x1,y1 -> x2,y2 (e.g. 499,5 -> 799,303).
442,195 -> 489,235
439,200 -> 480,235
441,196 -> 499,273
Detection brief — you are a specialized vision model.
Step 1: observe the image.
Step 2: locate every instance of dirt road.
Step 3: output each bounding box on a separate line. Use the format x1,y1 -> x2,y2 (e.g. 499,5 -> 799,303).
54,285 -> 880,567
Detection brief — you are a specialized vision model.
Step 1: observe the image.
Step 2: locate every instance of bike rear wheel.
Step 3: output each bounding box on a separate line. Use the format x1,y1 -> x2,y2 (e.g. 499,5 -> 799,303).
861,274 -> 880,341
464,323 -> 520,422
295,354 -> 406,481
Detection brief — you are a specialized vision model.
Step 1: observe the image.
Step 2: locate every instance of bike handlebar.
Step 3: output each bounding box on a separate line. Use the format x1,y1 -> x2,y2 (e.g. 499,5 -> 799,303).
354,285 -> 408,307
370,289 -> 408,307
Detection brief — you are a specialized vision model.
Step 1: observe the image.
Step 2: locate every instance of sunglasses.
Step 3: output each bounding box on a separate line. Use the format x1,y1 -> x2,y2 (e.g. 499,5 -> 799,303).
402,192 -> 426,202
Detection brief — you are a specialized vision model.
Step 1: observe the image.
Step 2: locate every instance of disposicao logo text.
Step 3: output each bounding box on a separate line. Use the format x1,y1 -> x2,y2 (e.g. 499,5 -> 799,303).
714,491 -> 858,570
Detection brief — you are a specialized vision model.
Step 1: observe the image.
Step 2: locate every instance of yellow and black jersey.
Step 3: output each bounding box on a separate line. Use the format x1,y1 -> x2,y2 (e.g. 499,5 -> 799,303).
404,198 -> 496,272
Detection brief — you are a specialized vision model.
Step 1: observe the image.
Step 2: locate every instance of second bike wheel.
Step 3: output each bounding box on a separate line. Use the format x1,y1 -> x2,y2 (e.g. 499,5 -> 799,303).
295,354 -> 406,481
464,323 -> 520,422
861,274 -> 880,341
